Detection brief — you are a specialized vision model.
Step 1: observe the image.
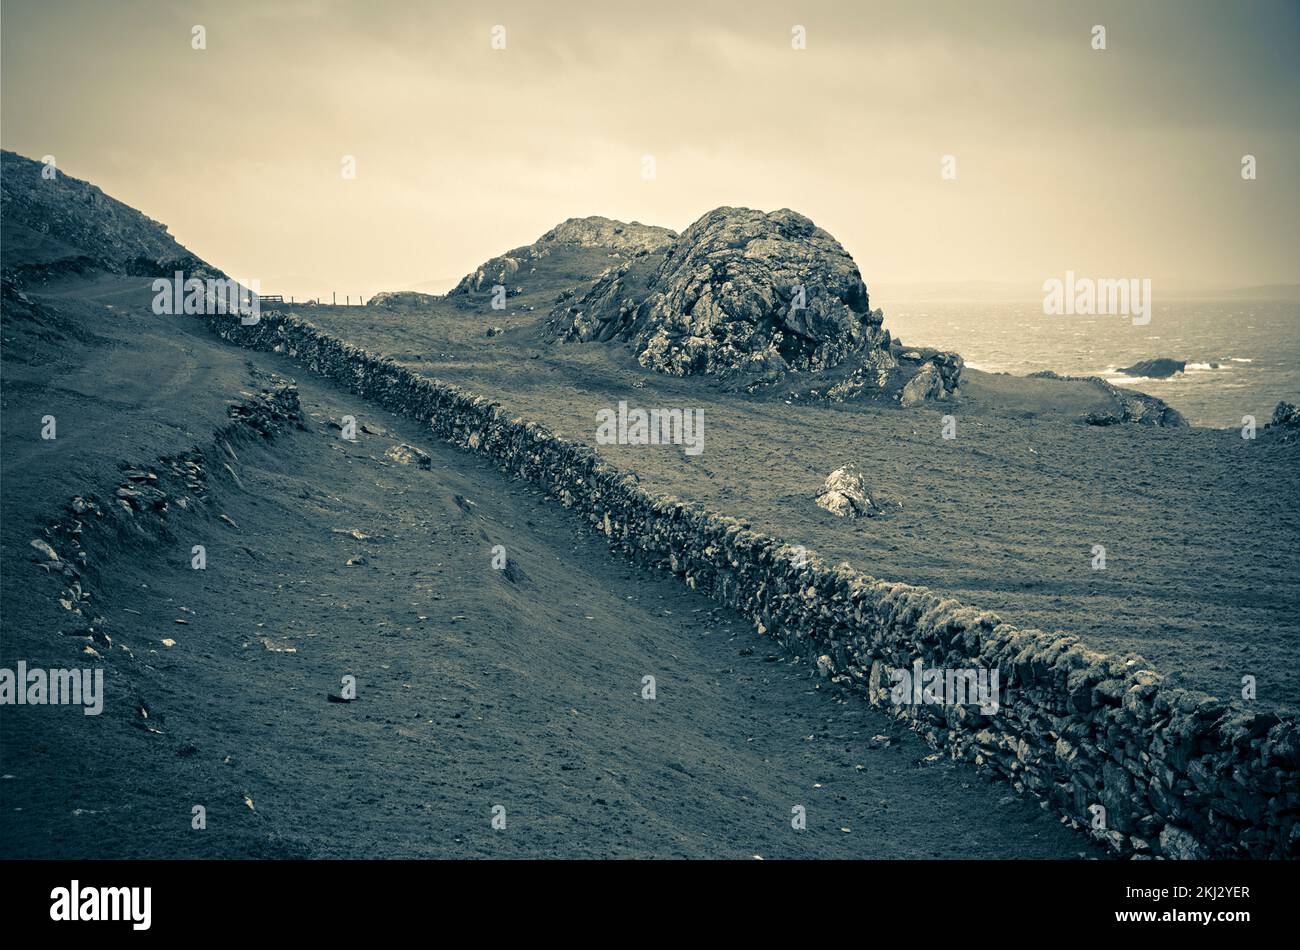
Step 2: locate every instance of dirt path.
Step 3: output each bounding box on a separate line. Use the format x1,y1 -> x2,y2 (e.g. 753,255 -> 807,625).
1,278 -> 1099,858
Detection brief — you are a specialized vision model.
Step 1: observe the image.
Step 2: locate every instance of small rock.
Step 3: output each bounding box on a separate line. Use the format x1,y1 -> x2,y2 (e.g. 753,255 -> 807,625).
384,443 -> 432,469
29,539 -> 59,562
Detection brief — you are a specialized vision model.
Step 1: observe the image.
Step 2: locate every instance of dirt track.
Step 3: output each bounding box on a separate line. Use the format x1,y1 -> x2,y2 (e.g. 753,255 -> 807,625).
0,277 -> 1099,858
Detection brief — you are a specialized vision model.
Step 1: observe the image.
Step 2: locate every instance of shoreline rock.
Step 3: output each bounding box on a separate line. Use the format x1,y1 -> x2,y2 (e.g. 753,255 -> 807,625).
1117,358 -> 1186,379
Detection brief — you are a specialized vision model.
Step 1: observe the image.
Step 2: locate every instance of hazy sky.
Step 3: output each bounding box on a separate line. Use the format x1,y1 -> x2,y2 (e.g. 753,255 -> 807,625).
3,0 -> 1298,300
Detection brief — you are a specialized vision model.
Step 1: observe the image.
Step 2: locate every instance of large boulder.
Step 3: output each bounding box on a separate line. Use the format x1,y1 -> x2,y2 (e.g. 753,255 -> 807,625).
898,352 -> 964,407
546,207 -> 892,379
899,362 -> 944,407
815,465 -> 879,518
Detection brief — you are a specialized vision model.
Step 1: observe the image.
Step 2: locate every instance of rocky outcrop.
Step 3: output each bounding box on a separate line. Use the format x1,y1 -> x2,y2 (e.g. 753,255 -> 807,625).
1266,401 -> 1300,442
930,352 -> 964,395
450,216 -> 676,295
821,350 -> 902,401
899,363 -> 944,407
1,150 -> 199,284
1118,358 -> 1186,379
1029,370 -> 1186,427
368,291 -> 439,309
546,207 -> 894,381
899,353 -> 963,407
536,216 -> 677,254
1086,390 -> 1185,427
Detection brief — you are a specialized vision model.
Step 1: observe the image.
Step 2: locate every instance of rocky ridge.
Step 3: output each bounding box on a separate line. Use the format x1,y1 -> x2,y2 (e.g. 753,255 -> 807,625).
450,216 -> 676,296
0,149 -> 214,285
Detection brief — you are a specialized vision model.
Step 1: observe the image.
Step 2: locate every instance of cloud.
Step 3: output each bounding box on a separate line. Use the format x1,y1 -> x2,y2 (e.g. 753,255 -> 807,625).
2,0 -> 1296,295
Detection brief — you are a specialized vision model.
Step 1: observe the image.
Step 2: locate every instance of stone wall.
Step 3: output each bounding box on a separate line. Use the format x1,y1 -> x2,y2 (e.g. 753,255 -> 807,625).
30,375 -> 305,661
201,309 -> 1299,859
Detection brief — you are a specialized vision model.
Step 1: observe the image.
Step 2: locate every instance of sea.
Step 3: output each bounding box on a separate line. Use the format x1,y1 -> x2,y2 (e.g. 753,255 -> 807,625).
882,298 -> 1300,429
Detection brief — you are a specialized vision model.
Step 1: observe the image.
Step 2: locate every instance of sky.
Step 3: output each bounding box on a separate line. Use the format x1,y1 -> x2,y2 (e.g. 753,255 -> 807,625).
2,0 -> 1298,301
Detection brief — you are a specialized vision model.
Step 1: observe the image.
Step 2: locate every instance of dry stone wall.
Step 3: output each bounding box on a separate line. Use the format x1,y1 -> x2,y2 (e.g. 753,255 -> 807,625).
30,376 -> 305,661
201,309 -> 1299,860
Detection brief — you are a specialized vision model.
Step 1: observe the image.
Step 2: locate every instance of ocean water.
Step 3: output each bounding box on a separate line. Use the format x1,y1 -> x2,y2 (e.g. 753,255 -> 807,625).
882,299 -> 1300,428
